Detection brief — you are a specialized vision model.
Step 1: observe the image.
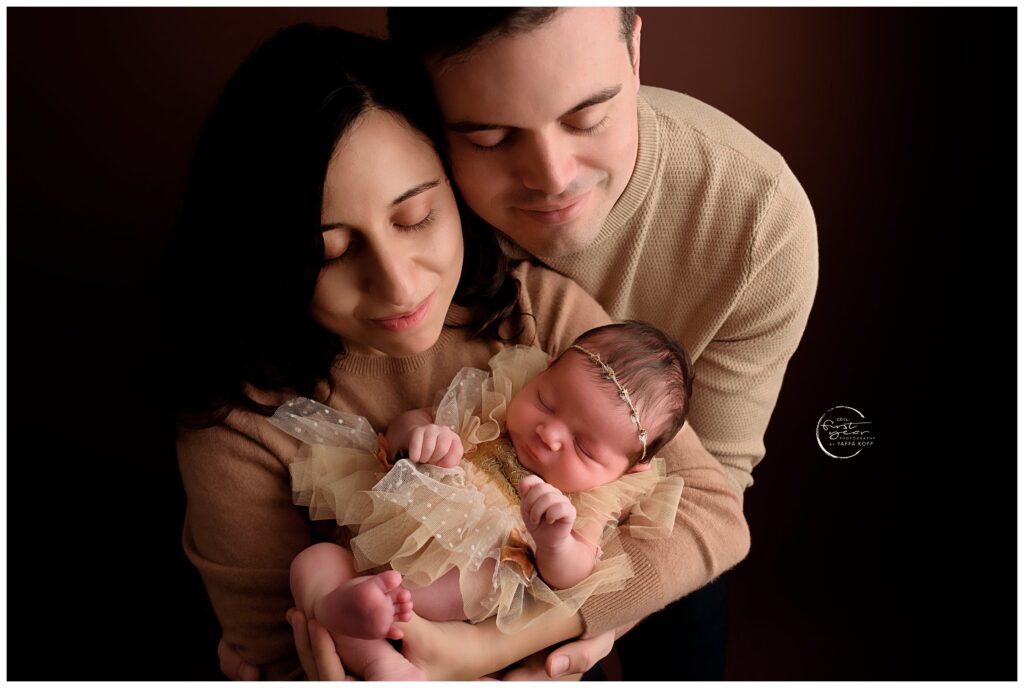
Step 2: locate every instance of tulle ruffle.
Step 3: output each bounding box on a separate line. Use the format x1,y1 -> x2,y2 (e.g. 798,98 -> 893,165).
269,346 -> 683,633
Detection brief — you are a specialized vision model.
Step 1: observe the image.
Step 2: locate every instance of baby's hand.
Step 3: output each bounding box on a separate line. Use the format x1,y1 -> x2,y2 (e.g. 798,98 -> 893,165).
518,475 -> 576,549
408,423 -> 463,467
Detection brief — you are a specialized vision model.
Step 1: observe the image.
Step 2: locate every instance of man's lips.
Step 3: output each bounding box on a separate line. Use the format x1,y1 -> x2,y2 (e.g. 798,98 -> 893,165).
515,190 -> 591,224
368,293 -> 433,332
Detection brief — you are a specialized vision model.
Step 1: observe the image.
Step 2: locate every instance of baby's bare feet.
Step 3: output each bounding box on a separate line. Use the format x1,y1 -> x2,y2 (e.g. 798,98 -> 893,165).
327,570 -> 413,640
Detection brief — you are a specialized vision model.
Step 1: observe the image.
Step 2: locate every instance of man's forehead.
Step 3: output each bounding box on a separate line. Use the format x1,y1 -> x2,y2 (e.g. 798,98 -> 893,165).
428,8 -> 629,125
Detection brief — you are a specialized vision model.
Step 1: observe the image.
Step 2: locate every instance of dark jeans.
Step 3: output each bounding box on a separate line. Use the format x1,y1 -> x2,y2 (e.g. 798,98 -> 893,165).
584,574 -> 729,681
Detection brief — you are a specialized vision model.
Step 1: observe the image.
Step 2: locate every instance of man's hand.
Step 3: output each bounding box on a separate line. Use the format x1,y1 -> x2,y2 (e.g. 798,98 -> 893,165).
500,630 -> 617,680
518,475 -> 575,549
408,424 -> 463,467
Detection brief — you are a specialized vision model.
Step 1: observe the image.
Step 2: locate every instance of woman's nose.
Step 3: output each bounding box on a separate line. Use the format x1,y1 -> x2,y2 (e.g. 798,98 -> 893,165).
536,422 -> 563,452
370,245 -> 418,306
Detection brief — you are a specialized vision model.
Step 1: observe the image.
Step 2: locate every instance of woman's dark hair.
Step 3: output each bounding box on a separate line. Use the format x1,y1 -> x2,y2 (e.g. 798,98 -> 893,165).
159,24 -> 521,429
558,320 -> 694,465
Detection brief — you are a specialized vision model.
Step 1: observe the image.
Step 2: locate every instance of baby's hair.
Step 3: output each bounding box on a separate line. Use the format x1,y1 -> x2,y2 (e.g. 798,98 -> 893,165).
558,321 -> 694,465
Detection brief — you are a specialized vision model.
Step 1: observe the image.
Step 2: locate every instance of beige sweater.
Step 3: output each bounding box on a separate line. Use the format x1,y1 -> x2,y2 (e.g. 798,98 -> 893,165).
177,262 -> 749,679
499,87 -> 819,497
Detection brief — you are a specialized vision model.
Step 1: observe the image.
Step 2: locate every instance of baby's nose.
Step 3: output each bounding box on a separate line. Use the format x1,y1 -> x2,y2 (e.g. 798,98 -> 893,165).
537,423 -> 562,452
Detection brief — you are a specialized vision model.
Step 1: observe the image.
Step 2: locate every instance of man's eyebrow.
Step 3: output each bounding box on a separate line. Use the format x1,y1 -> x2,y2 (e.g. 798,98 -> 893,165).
320,179 -> 440,231
562,84 -> 622,117
445,85 -> 623,134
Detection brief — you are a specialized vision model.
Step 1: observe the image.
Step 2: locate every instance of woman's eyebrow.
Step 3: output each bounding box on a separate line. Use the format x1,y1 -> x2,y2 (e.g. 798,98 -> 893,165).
390,179 -> 440,207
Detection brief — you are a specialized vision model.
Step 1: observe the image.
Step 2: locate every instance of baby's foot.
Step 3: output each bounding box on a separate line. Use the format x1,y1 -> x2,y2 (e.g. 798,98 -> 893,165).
327,570 -> 413,640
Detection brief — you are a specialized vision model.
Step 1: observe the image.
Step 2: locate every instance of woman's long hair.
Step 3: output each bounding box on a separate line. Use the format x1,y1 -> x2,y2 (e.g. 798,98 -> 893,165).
159,24 -> 520,429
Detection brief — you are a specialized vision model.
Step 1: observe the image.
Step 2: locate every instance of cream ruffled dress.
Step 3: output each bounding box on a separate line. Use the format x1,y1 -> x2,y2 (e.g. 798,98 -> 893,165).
269,346 -> 684,633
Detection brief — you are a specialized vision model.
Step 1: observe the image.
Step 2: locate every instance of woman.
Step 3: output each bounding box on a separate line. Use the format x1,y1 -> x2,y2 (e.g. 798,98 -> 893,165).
162,24 -> 748,680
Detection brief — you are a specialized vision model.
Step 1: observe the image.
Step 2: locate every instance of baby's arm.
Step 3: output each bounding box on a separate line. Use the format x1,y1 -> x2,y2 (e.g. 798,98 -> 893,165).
385,408 -> 463,467
517,475 -> 597,589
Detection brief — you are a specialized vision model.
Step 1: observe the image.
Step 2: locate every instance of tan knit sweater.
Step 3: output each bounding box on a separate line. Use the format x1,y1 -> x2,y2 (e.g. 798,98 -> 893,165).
177,262 -> 749,679
499,87 -> 819,497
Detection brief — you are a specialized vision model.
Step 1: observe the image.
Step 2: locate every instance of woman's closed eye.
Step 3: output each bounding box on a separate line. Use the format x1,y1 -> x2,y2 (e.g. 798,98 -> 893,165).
394,209 -> 436,231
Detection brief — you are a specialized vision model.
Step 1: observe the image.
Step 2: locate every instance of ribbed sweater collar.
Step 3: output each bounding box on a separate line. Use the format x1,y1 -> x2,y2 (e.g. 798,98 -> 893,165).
594,92 -> 661,244
330,303 -> 471,377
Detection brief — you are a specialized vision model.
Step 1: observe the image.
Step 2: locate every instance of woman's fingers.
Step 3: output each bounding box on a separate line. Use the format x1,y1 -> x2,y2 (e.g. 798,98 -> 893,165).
288,609 -> 319,681
217,637 -> 259,680
308,619 -> 347,681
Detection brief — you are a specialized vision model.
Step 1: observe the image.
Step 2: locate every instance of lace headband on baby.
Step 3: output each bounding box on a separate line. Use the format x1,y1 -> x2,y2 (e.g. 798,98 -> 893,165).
571,344 -> 649,463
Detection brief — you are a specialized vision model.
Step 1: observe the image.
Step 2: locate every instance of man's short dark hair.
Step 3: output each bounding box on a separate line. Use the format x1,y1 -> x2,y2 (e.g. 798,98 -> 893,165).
558,320 -> 694,465
387,8 -> 637,68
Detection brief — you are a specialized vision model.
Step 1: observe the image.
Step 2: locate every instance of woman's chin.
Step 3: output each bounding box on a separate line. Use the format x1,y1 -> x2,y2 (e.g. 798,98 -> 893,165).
372,324 -> 444,358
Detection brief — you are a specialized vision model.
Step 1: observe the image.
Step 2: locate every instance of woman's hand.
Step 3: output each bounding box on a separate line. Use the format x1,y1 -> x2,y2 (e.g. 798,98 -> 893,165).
216,609 -> 350,681
217,638 -> 260,681
286,608 -> 349,681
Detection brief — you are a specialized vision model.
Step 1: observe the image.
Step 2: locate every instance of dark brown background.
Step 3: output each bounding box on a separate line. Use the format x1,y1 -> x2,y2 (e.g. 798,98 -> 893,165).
7,7 -> 1016,680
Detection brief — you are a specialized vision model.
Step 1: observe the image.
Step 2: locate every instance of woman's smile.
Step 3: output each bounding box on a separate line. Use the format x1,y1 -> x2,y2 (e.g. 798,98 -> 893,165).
368,293 -> 434,332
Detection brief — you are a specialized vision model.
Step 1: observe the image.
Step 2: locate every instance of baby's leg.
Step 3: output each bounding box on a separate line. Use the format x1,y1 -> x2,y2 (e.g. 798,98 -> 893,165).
406,559 -> 496,621
290,543 -> 423,680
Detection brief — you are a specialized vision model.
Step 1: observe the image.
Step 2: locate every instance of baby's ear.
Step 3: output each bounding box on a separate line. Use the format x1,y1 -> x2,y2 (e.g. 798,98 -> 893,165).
626,461 -> 652,474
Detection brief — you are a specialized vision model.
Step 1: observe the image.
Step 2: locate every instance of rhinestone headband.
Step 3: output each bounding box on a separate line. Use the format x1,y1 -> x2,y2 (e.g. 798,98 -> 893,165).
571,344 -> 648,463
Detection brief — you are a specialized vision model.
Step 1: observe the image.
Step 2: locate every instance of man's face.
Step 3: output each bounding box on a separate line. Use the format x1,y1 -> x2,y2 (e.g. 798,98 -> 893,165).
429,8 -> 642,259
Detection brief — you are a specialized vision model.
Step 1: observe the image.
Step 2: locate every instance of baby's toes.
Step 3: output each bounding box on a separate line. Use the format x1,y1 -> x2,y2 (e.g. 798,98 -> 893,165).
395,599 -> 414,622
375,569 -> 403,593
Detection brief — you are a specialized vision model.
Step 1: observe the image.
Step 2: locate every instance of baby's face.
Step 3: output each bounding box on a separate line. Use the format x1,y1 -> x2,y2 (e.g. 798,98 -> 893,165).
506,351 -> 648,493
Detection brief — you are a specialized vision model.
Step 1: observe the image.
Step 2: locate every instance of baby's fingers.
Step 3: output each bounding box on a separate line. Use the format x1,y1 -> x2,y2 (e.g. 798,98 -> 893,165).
528,490 -> 566,525
408,428 -> 425,463
436,436 -> 463,467
419,428 -> 439,464
543,500 -> 575,525
517,474 -> 543,498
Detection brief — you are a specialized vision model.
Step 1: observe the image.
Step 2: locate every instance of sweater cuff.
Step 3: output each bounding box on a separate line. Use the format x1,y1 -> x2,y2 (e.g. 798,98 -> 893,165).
577,541 -> 663,637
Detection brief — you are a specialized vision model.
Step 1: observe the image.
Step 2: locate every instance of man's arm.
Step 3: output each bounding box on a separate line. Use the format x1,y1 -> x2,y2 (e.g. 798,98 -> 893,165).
576,421 -> 750,635
687,165 -> 818,496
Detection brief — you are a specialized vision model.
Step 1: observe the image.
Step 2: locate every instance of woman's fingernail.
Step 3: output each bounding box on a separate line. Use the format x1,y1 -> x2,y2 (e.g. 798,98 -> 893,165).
550,656 -> 570,677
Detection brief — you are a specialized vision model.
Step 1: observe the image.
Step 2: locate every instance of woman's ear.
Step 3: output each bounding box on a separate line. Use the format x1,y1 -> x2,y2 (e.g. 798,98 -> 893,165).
626,460 -> 652,474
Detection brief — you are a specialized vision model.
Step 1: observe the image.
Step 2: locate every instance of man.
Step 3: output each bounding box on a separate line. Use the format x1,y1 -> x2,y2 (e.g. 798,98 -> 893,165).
387,7 -> 818,680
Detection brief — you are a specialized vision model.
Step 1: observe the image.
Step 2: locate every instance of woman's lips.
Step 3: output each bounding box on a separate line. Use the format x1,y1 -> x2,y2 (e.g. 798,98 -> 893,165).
516,190 -> 591,225
369,293 -> 433,332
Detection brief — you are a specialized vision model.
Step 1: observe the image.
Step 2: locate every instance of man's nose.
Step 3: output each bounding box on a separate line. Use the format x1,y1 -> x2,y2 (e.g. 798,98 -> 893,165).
518,130 -> 577,196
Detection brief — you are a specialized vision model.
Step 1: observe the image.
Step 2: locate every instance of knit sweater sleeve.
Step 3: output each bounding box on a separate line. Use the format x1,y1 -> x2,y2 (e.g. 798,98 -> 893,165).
177,415 -> 313,680
513,261 -> 751,636
688,164 -> 819,496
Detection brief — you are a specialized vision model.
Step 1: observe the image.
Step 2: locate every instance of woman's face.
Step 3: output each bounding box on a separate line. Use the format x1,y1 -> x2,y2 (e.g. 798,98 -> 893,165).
312,109 -> 464,357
